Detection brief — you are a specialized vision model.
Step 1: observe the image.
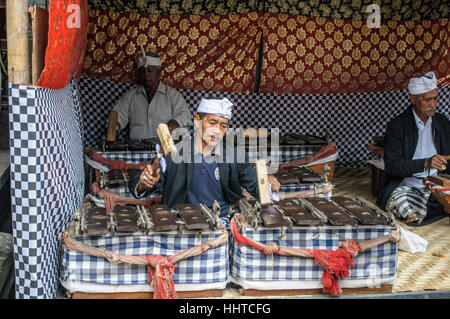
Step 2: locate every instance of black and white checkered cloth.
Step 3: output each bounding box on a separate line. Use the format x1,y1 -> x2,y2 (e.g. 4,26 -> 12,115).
9,81 -> 84,298
60,231 -> 229,285
386,186 -> 430,222
97,151 -> 156,163
230,219 -> 397,282
78,77 -> 450,168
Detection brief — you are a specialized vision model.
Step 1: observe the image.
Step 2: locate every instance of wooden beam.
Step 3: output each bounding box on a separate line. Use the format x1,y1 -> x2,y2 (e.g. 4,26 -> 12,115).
106,111 -> 118,142
6,0 -> 30,85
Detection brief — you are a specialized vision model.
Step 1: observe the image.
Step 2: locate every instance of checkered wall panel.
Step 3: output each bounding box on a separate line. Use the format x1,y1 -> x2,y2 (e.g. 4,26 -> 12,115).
77,77 -> 132,146
78,77 -> 450,167
9,81 -> 84,298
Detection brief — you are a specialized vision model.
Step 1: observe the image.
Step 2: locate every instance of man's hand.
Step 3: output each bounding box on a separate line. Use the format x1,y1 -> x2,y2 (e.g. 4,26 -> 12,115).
137,164 -> 160,193
268,175 -> 281,192
167,119 -> 180,132
116,123 -> 121,134
425,154 -> 447,171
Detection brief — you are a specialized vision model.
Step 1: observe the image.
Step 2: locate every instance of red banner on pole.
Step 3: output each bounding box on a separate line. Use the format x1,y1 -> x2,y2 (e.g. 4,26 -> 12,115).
37,0 -> 88,89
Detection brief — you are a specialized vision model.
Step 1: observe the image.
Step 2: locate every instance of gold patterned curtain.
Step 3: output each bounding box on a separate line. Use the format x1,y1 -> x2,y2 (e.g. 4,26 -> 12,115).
81,3 -> 449,93
260,15 -> 449,94
87,0 -> 263,15
82,10 -> 262,92
263,0 -> 449,21
86,0 -> 449,21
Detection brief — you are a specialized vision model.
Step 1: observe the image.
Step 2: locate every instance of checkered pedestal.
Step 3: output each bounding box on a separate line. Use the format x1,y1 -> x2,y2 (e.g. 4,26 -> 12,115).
60,230 -> 229,294
230,217 -> 398,291
9,81 -> 84,298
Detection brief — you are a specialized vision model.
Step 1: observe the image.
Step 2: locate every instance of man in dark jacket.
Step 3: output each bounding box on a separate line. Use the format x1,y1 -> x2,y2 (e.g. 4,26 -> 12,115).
129,97 -> 280,227
376,71 -> 450,225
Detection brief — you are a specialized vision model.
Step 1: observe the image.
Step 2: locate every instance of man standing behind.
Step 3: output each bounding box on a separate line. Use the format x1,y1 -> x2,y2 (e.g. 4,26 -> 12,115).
377,71 -> 450,226
112,50 -> 192,140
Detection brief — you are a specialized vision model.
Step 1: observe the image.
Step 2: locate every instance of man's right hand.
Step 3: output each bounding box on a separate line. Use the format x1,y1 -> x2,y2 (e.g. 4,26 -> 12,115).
116,123 -> 121,134
425,154 -> 447,170
137,164 -> 160,193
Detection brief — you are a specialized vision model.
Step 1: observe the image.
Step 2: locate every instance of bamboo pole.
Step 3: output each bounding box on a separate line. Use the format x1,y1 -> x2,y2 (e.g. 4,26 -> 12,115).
6,0 -> 30,85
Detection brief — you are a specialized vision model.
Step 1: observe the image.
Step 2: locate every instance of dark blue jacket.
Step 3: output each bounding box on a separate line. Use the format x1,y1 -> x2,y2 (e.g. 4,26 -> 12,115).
376,106 -> 450,210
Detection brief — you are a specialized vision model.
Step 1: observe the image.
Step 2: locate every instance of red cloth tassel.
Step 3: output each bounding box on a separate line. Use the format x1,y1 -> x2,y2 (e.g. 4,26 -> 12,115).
313,241 -> 359,296
146,255 -> 178,299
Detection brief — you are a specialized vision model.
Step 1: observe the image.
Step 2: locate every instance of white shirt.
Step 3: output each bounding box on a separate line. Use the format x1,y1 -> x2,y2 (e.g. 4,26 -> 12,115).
113,82 -> 192,140
399,110 -> 437,188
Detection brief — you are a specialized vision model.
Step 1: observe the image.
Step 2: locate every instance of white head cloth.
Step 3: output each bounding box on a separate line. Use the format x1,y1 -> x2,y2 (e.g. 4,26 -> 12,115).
137,45 -> 161,68
197,98 -> 233,120
408,71 -> 437,95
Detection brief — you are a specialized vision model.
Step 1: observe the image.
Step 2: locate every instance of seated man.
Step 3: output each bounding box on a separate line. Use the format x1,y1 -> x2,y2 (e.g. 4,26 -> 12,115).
377,71 -> 450,226
112,50 -> 192,140
128,98 -> 280,227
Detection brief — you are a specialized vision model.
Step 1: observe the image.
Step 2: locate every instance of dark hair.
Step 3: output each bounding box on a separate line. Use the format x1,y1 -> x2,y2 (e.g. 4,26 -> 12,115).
133,52 -> 161,86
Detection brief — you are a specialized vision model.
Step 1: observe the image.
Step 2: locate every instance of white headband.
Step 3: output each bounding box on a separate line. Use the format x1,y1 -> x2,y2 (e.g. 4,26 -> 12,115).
408,71 -> 437,95
137,56 -> 161,68
197,98 -> 233,120
137,45 -> 161,68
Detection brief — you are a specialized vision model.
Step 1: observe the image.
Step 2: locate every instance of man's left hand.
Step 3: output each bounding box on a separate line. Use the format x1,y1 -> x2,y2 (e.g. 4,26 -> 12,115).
167,119 -> 180,132
268,175 -> 281,192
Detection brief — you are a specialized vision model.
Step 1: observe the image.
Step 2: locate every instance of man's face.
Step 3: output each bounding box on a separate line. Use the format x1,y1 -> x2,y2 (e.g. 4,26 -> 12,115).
410,89 -> 438,120
196,114 -> 229,147
143,66 -> 160,94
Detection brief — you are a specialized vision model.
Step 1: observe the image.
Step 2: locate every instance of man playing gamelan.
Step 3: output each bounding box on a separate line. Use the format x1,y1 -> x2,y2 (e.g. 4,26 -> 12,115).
128,98 -> 280,227
377,71 -> 450,226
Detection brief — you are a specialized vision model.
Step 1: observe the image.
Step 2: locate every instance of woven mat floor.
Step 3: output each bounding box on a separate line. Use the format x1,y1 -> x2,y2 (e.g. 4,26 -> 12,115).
333,166 -> 450,293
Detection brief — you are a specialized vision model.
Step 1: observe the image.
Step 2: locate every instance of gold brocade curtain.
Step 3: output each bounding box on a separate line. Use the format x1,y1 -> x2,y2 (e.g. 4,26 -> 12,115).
82,10 -> 262,93
260,15 -> 450,94
86,0 -> 449,21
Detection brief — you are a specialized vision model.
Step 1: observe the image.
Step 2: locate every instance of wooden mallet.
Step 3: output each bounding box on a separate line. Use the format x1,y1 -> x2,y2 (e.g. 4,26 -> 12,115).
150,123 -> 177,177
255,159 -> 272,206
106,111 -> 119,142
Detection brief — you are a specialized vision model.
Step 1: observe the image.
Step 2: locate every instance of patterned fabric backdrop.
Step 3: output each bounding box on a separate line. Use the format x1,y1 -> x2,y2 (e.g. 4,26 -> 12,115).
263,0 -> 449,21
82,10 -> 261,92
37,0 -> 88,89
86,0 -> 449,21
87,0 -> 262,15
260,15 -> 450,94
81,8 -> 450,93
